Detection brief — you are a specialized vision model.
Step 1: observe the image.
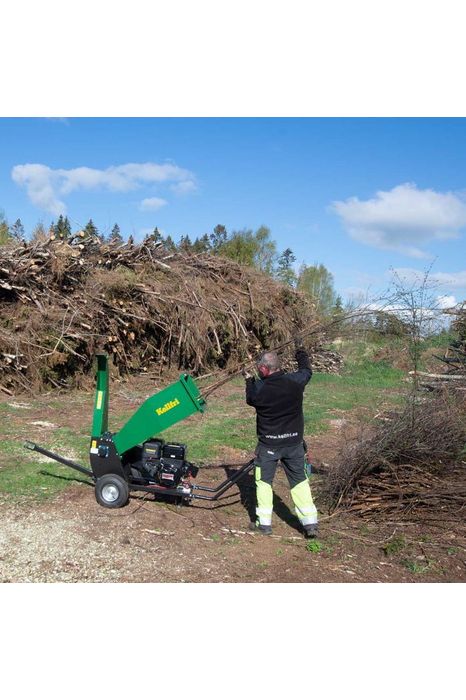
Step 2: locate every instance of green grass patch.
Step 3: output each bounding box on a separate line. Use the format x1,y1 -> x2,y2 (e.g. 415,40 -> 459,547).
305,539 -> 324,553
421,332 -> 456,350
0,421 -> 91,500
402,559 -> 431,575
304,361 -> 404,434
382,535 -> 406,556
0,351 -> 406,500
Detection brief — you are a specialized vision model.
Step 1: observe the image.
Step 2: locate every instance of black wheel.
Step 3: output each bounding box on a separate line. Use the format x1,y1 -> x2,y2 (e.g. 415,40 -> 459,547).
95,474 -> 129,508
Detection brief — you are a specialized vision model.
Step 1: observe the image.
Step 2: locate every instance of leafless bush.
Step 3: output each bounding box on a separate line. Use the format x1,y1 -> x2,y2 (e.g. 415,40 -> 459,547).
323,390 -> 466,517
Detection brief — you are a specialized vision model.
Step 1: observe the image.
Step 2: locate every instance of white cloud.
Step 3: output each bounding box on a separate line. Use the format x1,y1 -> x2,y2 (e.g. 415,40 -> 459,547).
393,267 -> 466,289
170,179 -> 197,195
331,183 -> 466,258
139,197 -> 167,211
11,164 -> 66,216
11,161 -> 196,215
437,294 -> 457,309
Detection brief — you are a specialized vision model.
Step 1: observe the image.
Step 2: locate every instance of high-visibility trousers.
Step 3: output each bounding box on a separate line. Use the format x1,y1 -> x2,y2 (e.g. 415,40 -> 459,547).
254,441 -> 318,527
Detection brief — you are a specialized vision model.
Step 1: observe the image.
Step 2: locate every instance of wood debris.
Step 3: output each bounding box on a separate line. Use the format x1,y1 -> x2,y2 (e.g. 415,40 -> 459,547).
0,235 -> 324,394
323,390 -> 466,521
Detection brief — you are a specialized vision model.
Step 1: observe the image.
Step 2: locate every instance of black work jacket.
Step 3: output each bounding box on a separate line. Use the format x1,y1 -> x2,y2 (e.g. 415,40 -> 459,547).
245,350 -> 312,446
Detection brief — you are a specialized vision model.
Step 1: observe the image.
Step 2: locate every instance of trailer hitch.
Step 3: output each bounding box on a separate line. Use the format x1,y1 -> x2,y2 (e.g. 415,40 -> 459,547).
24,441 -> 94,478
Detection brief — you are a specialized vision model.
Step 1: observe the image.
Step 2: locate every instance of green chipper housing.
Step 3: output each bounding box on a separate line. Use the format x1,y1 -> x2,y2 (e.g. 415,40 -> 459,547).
24,354 -> 255,508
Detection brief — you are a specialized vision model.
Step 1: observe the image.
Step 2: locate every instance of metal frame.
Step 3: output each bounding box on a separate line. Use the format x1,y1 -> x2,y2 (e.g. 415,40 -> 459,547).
24,441 -> 255,503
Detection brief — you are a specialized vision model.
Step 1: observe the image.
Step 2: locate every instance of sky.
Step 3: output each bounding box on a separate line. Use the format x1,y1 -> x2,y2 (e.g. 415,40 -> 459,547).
1,117 -> 466,308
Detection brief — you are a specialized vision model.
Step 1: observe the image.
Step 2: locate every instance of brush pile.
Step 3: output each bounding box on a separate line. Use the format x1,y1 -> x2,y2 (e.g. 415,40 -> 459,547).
0,235 -> 322,394
423,303 -> 466,387
310,349 -> 343,374
324,390 -> 466,521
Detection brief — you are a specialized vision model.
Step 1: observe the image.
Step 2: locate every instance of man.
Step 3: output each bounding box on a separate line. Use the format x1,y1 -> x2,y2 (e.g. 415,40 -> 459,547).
243,339 -> 318,538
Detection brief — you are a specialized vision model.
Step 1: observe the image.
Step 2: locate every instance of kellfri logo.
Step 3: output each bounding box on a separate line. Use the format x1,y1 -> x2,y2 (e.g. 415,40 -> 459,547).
155,398 -> 180,416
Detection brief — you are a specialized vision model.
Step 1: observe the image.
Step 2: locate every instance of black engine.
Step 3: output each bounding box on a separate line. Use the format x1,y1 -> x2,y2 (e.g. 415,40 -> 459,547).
141,440 -> 198,488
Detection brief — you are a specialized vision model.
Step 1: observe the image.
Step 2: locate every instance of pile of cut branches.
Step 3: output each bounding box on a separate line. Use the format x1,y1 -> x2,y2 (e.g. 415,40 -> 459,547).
323,390 -> 466,520
0,235 -> 321,394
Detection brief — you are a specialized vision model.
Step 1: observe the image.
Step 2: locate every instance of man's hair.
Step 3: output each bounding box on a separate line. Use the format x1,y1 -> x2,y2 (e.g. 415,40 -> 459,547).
256,351 -> 280,371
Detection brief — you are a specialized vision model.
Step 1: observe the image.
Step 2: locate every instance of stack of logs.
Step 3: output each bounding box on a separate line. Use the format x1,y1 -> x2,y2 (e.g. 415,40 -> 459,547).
410,303 -> 466,392
310,348 -> 343,374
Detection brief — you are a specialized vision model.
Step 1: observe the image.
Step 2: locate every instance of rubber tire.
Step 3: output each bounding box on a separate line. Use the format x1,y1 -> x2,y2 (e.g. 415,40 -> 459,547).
95,474 -> 129,509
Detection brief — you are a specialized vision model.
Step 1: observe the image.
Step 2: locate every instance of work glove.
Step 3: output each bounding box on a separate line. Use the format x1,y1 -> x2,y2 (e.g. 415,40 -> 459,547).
293,335 -> 305,350
242,368 -> 254,380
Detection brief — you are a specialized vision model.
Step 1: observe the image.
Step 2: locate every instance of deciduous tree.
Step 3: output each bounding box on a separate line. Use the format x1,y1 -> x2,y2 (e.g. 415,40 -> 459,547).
297,263 -> 336,316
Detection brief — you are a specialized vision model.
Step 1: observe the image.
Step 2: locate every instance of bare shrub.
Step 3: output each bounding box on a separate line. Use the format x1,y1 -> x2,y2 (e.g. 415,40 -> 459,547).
323,389 -> 466,517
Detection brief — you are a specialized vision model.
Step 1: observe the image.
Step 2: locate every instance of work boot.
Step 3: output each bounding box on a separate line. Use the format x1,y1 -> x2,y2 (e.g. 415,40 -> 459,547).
303,524 -> 318,539
249,522 -> 272,535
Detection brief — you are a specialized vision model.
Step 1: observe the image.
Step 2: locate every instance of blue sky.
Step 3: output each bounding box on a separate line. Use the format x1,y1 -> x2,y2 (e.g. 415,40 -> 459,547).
1,117 -> 466,307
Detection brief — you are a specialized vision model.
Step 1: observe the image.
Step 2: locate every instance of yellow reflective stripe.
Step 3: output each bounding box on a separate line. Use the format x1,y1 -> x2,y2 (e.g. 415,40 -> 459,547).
256,480 -> 273,510
290,480 -> 315,506
96,390 -> 103,409
290,479 -> 318,525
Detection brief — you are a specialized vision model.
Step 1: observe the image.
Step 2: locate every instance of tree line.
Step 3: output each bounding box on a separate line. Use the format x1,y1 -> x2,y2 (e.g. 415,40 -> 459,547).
0,212 -> 342,316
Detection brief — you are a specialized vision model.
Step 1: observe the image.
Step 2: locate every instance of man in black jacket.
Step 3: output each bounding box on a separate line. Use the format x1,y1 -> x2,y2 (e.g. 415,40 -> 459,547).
244,340 -> 318,538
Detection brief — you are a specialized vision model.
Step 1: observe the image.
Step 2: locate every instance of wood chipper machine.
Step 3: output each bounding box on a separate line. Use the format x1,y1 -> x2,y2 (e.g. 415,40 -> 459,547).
24,354 -> 255,508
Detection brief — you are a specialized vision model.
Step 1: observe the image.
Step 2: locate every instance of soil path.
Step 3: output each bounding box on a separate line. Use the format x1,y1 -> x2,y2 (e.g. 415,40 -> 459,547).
1,423 -> 465,583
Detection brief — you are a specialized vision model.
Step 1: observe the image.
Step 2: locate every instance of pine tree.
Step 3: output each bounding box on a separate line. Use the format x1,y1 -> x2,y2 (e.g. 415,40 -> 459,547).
276,247 -> 297,287
64,216 -> 71,238
54,215 -> 62,238
152,226 -> 162,243
109,223 -> 123,244
192,234 -> 211,253
143,226 -> 163,246
83,219 -> 98,239
11,218 -> 25,242
200,233 -> 211,251
179,234 -> 192,251
332,295 -> 343,315
163,234 -> 176,251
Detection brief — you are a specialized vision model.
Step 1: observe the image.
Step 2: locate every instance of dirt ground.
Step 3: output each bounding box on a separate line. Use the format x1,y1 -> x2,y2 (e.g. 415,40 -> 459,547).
1,395 -> 465,583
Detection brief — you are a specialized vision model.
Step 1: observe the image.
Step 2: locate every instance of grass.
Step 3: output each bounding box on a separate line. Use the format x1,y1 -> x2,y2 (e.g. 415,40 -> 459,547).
382,534 -> 406,556
402,559 -> 431,575
0,347 -> 406,501
0,427 -> 90,498
305,539 -> 324,553
304,359 -> 404,433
